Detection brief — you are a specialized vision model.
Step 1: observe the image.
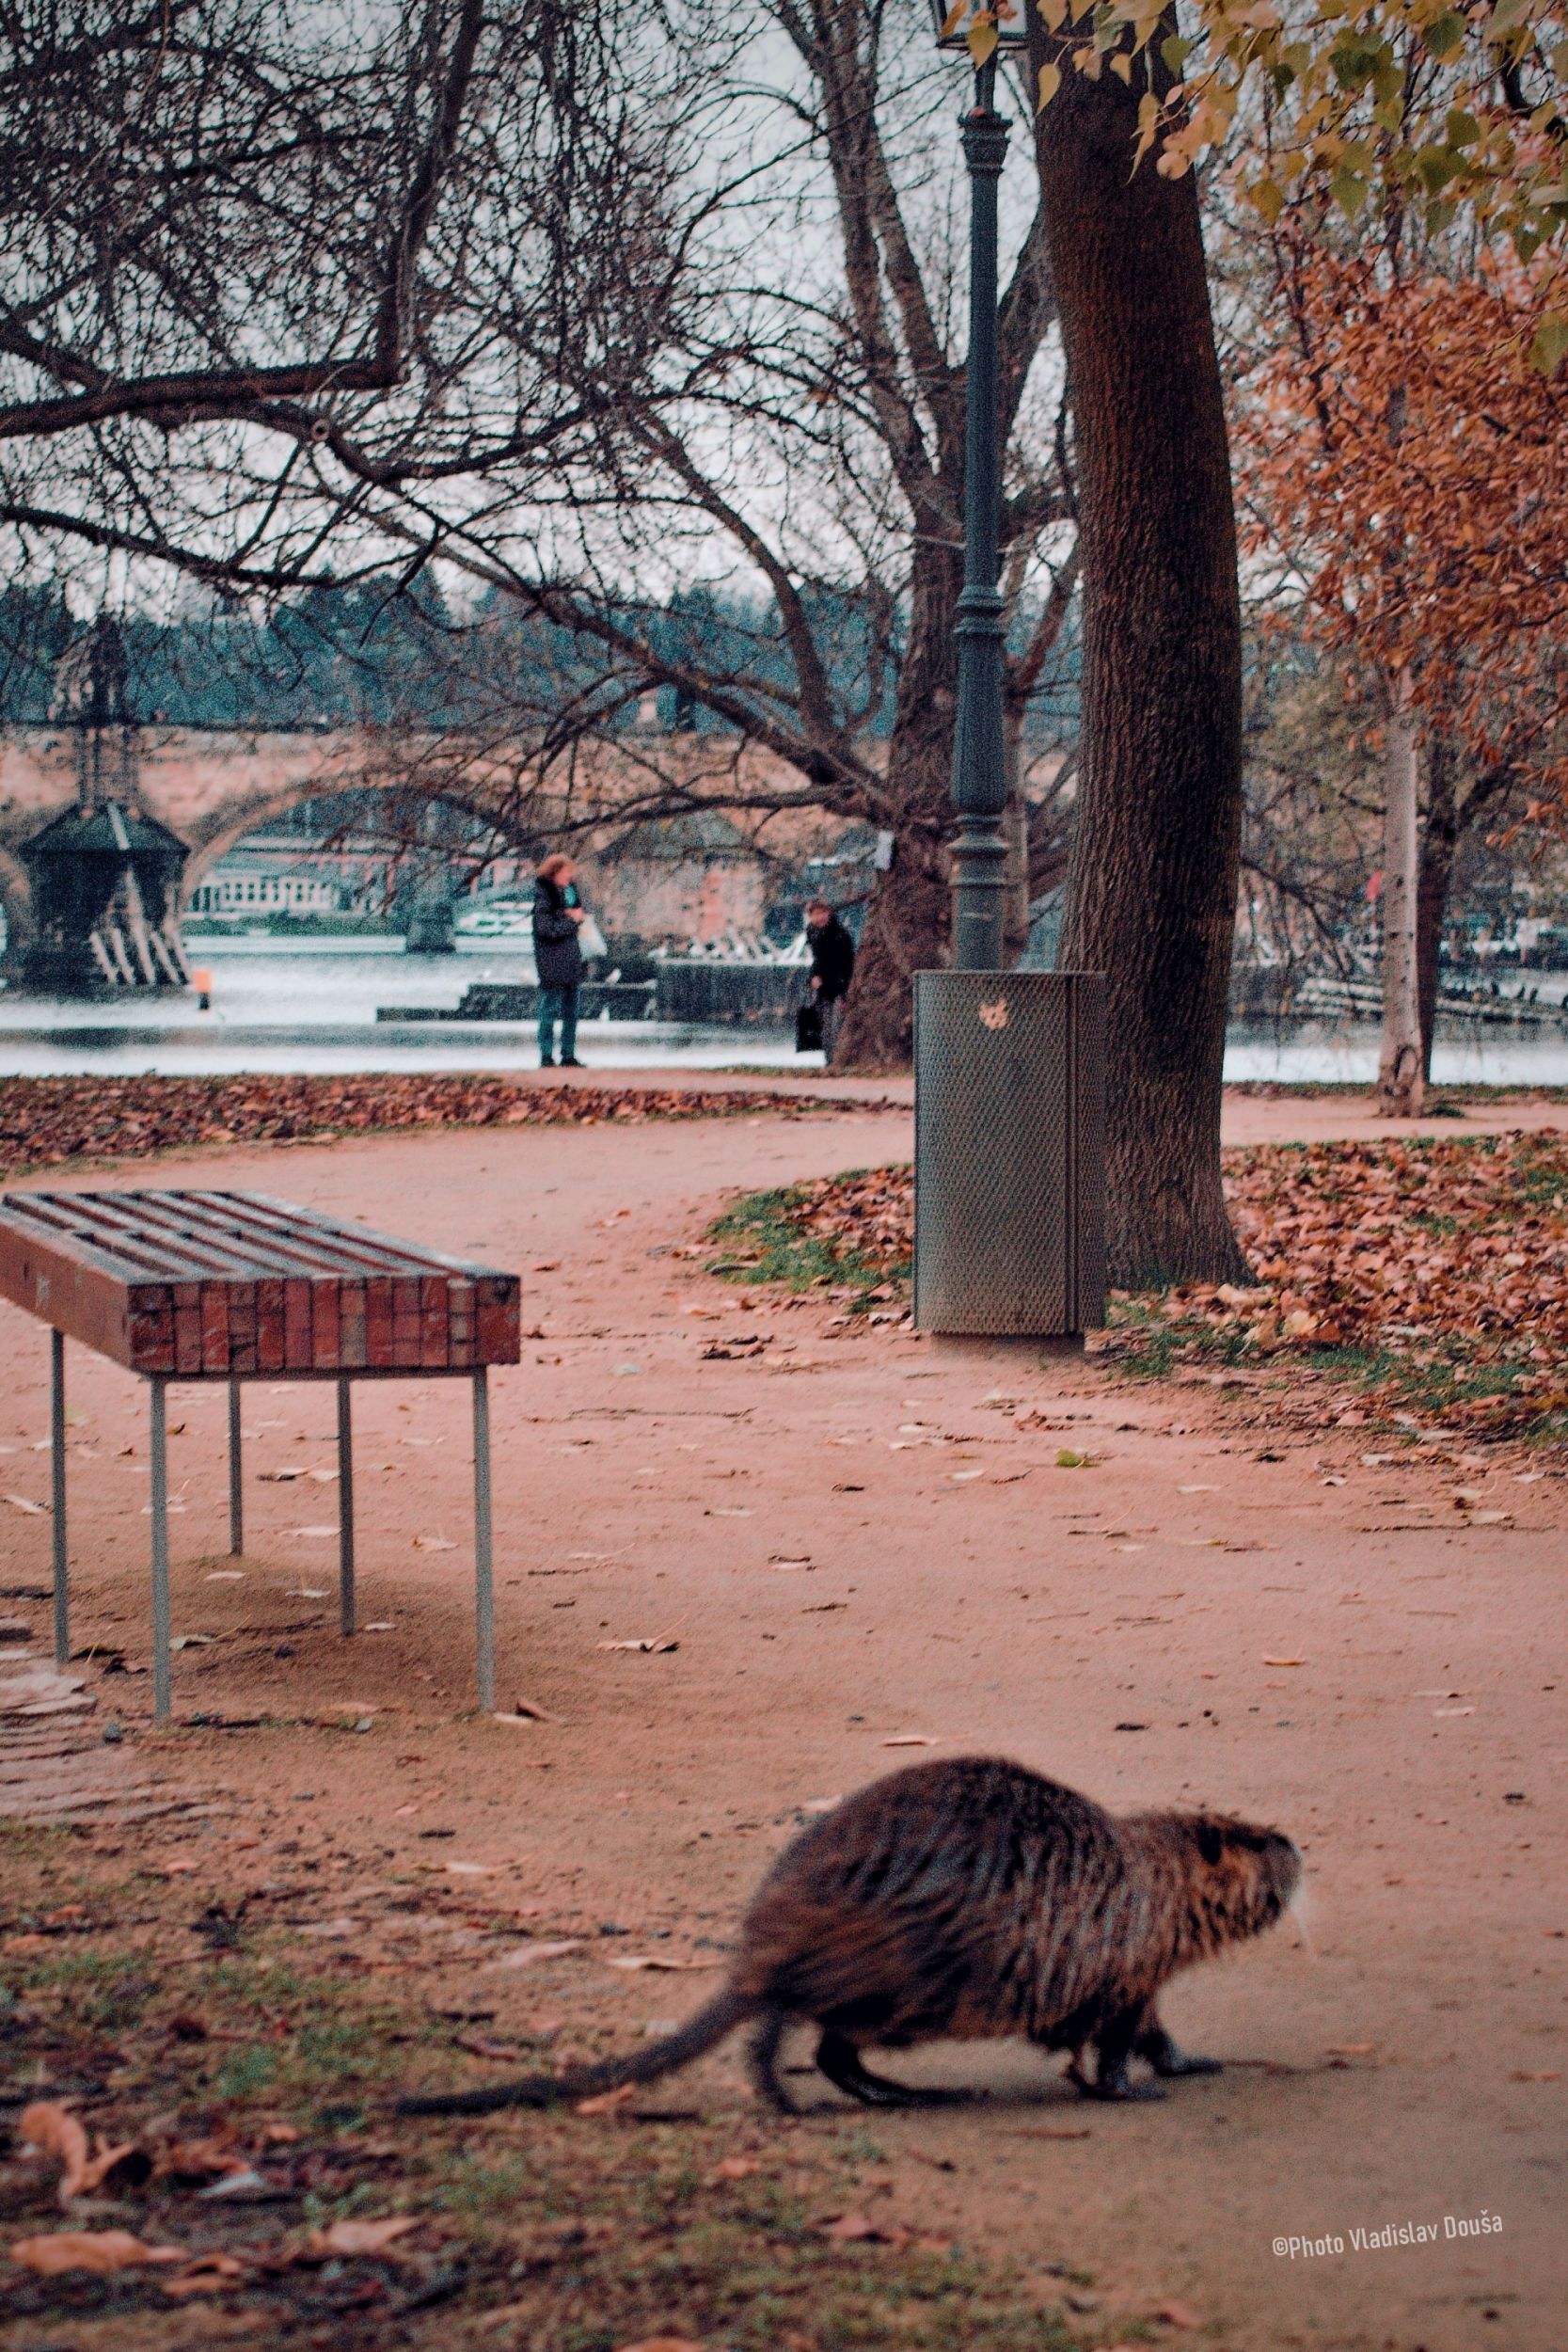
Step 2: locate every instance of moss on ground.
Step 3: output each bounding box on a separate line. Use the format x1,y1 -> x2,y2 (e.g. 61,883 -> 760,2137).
1,1826 -> 1097,2352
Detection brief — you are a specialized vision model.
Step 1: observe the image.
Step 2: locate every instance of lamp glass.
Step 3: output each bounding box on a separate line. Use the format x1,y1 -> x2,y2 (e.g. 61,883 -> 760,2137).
929,1 -> 1031,50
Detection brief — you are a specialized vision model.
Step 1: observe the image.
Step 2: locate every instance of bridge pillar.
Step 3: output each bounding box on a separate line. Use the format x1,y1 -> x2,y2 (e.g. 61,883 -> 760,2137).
400,872 -> 457,953
15,803 -> 191,995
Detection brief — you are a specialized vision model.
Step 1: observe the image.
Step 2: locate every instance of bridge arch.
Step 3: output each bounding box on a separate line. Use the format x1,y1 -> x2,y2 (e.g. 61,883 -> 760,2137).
177,774 -> 546,911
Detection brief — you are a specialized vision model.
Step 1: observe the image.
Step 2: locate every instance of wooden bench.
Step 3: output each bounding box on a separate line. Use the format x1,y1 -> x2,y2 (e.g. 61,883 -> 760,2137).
0,1189 -> 521,1720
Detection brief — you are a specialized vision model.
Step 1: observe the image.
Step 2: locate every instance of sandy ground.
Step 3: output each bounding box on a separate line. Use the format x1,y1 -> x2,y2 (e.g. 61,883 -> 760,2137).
1,1090 -> 1563,2351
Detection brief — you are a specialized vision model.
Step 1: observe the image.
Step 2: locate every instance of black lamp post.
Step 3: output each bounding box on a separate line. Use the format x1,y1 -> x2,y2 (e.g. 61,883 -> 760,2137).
928,3 -> 1027,972
912,2 -> 1105,1347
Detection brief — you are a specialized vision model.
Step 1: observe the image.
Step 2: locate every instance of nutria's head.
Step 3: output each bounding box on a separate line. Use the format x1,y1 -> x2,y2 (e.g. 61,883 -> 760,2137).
1151,1813 -> 1303,1960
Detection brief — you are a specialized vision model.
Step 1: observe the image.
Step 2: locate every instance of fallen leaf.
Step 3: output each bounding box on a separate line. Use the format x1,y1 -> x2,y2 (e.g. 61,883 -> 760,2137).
413,1534 -> 457,1552
1054,1450 -> 1089,1469
162,2250 -> 247,2297
482,1939 -> 583,1971
599,1637 -> 678,1654
19,2103 -> 89,2201
1263,1656 -> 1306,1667
576,2085 -> 637,2116
304,2216 -> 418,2258
3,1494 -> 46,1516
153,2137 -> 250,2185
881,1734 -> 936,1747
9,2231 -> 184,2276
820,2211 -> 909,2246
606,1954 -> 721,1972
1156,2302 -> 1203,2329
1510,2069 -> 1560,2081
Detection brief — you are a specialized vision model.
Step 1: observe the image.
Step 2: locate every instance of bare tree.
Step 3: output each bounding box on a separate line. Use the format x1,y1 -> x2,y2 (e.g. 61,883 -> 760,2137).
338,0 -> 1079,1066
0,0 -> 699,586
3,0 -> 1077,1065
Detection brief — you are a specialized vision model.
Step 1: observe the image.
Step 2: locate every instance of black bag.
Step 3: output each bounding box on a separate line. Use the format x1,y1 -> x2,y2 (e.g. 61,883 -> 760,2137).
795,999 -> 824,1053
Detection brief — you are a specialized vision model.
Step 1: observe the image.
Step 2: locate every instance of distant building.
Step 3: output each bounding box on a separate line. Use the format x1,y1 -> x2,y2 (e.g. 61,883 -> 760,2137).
188,844 -> 344,914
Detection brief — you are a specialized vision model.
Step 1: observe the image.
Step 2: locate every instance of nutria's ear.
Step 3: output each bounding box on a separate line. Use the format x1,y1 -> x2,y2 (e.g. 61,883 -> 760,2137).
1196,1820 -> 1226,1867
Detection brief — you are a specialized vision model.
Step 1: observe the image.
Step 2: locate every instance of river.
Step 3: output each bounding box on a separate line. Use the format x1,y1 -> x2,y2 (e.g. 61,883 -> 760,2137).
1,943 -> 1566,1083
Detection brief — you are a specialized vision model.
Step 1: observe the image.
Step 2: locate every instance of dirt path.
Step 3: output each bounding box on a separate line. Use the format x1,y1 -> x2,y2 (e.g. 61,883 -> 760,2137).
0,1101 -> 1562,2350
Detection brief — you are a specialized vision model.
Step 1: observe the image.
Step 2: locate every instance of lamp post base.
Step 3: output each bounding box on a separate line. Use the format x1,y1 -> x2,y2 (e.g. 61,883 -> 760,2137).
913,971 -> 1105,1338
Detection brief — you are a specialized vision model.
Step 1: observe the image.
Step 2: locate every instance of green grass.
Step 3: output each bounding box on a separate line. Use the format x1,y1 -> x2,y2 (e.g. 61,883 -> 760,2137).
707,1179 -> 909,1307
711,1160 -> 1567,1444
1,1825 -> 1101,2352
1106,1299 -> 1568,1442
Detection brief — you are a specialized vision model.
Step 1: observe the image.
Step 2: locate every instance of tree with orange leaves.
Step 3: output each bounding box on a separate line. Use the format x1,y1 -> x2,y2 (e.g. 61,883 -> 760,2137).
1233,239 -> 1568,1105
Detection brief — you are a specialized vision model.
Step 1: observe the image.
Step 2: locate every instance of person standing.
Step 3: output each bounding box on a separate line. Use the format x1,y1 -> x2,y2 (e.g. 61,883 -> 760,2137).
532,852 -> 587,1068
805,898 -> 856,1060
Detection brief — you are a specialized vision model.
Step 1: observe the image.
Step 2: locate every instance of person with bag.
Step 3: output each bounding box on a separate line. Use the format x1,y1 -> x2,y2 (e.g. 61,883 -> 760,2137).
531,852 -> 592,1068
802,898 -> 855,1060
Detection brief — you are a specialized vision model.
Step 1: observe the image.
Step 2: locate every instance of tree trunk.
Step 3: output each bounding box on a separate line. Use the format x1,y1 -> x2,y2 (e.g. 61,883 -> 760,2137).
1377,669 -> 1424,1118
1416,723 -> 1458,1084
1028,21 -> 1246,1286
834,820 -> 951,1069
832,534 -> 960,1069
1001,702 -> 1034,961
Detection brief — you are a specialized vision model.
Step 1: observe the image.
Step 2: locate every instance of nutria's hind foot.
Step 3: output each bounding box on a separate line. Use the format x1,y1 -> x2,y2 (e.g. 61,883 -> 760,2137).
815,2032 -> 965,2109
1135,2021 -> 1224,2079
747,2010 -> 797,2113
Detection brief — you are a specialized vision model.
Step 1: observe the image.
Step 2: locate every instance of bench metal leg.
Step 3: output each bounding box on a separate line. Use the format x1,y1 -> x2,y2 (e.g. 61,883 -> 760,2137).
150,1376 -> 171,1724
50,1329 -> 68,1665
228,1380 -> 244,1556
472,1368 -> 495,1711
337,1377 -> 356,1637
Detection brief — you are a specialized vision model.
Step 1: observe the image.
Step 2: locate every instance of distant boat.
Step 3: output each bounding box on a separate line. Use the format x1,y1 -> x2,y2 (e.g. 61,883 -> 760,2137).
455,903 -> 533,939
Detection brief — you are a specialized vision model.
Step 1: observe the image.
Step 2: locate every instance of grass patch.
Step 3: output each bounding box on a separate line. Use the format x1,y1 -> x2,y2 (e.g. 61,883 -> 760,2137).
710,1136 -> 1568,1442
1,1825 -> 1098,2351
708,1173 -> 910,1308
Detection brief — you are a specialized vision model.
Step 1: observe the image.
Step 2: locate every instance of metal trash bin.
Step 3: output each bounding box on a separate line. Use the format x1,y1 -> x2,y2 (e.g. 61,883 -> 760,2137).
913,970 -> 1105,1337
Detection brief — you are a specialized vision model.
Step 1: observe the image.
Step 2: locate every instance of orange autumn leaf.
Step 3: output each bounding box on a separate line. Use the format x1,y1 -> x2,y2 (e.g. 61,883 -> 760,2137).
304,2216 -> 419,2257
17,2104 -> 88,2204
9,2231 -> 185,2277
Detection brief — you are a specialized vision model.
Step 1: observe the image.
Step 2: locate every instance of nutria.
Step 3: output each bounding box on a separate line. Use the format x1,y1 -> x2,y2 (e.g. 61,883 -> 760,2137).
399,1756 -> 1300,2117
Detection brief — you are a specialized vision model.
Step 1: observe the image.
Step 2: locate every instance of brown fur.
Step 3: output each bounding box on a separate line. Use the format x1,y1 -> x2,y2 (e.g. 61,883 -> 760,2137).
398,1756 -> 1300,2117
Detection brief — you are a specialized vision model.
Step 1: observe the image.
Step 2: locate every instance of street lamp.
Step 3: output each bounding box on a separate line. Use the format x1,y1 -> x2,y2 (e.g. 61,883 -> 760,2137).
927,3 -> 1027,968
912,0 -> 1105,1349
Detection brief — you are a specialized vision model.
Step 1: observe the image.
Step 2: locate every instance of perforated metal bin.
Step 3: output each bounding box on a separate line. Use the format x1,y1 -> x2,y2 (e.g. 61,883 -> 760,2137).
912,970 -> 1105,1336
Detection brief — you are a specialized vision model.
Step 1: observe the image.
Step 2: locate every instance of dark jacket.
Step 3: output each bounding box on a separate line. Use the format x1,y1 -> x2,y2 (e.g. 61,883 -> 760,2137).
808,914 -> 856,1002
531,874 -> 584,990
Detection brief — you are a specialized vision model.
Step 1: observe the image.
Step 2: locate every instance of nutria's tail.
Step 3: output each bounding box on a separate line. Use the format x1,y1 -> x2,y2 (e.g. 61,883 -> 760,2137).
396,1986 -> 759,2117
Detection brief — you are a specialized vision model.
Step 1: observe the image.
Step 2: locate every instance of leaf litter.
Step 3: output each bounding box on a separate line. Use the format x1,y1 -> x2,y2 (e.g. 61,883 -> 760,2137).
712,1136 -> 1568,1440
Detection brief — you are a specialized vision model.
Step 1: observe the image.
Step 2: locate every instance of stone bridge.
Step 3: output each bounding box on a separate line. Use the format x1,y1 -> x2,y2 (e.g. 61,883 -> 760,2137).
0,725 -> 538,985
0,724 -> 800,989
